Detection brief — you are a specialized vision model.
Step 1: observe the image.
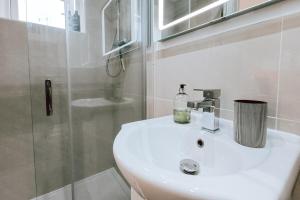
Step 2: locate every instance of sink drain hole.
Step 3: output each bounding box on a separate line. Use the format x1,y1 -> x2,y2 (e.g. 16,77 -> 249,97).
197,139 -> 204,148
180,159 -> 199,175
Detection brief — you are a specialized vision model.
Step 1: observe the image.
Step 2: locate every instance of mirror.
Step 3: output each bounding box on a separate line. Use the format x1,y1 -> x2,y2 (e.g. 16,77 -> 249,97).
102,0 -> 140,57
153,0 -> 281,41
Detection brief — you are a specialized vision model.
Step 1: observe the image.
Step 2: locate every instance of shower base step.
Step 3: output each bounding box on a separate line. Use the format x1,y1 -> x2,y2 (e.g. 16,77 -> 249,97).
32,167 -> 130,200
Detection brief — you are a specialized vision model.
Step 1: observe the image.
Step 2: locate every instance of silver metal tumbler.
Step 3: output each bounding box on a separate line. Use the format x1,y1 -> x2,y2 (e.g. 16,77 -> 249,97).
234,100 -> 267,148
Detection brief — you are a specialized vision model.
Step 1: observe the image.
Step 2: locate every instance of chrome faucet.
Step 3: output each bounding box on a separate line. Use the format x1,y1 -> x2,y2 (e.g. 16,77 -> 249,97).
187,89 -> 221,132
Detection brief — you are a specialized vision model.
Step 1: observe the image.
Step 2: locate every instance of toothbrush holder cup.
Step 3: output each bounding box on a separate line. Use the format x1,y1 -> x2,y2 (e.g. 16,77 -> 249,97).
234,100 -> 267,148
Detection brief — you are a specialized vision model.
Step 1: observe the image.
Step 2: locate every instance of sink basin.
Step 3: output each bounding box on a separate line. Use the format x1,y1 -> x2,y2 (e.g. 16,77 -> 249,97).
113,113 -> 300,200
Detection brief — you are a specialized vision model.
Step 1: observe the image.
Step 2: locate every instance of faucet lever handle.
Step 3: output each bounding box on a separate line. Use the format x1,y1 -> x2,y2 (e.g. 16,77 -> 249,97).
193,89 -> 221,99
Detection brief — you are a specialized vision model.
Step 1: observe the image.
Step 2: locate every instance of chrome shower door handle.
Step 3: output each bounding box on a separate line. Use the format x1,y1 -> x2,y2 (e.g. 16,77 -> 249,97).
45,79 -> 53,116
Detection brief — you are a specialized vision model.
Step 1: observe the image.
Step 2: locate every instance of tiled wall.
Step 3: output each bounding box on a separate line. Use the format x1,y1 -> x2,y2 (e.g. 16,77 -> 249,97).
0,18 -> 71,199
147,1 -> 300,198
147,0 -> 300,135
0,19 -> 36,200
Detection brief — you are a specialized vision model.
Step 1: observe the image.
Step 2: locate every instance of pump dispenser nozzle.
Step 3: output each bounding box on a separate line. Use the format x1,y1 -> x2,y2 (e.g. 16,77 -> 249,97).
179,84 -> 186,94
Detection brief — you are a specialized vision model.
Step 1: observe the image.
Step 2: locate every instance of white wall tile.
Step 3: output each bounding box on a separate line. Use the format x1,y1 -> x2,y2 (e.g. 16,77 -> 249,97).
154,19 -> 281,118
278,13 -> 300,122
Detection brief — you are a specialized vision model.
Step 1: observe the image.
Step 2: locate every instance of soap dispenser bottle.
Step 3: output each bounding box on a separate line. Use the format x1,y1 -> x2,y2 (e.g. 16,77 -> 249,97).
72,10 -> 81,32
174,84 -> 191,124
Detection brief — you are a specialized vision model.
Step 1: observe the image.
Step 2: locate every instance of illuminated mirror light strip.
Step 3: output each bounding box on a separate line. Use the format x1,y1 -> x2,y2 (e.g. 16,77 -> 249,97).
158,0 -> 230,30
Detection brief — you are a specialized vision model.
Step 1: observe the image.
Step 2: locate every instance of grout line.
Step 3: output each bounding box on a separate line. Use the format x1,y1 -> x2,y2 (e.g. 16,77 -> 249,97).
153,43 -> 159,116
274,17 -> 284,129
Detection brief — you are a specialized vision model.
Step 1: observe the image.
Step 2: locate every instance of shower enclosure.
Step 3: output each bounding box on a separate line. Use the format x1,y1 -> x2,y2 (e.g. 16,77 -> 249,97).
0,0 -> 146,199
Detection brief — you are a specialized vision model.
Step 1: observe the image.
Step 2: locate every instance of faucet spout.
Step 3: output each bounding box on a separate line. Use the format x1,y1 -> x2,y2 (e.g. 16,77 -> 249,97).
188,89 -> 221,132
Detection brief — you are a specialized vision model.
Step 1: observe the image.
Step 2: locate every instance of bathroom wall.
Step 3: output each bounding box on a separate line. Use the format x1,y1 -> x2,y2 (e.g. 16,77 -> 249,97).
0,17 -> 71,199
147,0 -> 300,198
148,0 -> 300,134
0,18 -> 36,200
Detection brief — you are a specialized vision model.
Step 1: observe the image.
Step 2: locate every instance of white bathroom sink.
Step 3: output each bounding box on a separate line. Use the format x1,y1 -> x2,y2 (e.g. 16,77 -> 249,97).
113,113 -> 300,200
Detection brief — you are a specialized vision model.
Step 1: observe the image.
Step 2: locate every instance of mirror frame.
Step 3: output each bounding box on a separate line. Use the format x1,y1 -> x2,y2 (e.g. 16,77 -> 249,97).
157,0 -> 283,41
101,0 -> 138,56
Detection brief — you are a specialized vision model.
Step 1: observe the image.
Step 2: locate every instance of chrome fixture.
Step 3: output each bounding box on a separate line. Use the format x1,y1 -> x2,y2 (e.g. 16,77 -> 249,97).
234,100 -> 267,148
105,0 -> 127,78
45,79 -> 53,116
188,89 -> 221,132
180,159 -> 199,175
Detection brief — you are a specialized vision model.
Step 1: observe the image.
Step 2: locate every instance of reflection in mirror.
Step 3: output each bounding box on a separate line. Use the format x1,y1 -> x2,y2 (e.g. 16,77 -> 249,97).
159,0 -> 228,30
154,0 -> 280,41
102,0 -> 140,57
